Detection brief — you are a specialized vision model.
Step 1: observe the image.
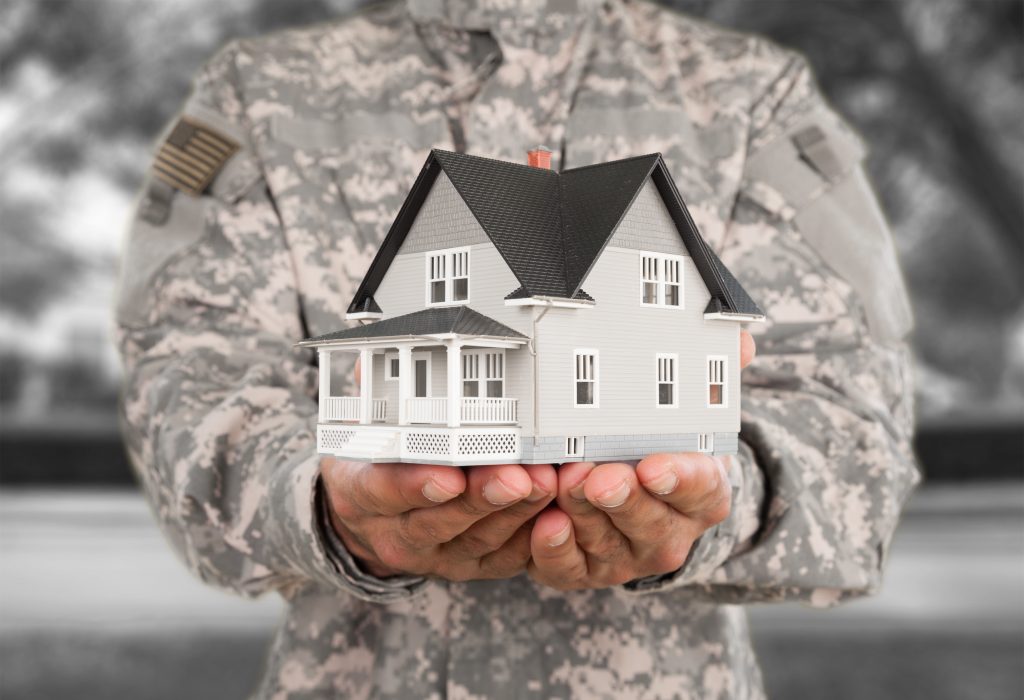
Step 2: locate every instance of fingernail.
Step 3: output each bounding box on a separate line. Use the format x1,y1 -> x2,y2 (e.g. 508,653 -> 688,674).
568,482 -> 588,502
596,479 -> 630,508
547,522 -> 571,547
526,483 -> 549,503
645,468 -> 678,495
483,477 -> 524,506
422,480 -> 458,503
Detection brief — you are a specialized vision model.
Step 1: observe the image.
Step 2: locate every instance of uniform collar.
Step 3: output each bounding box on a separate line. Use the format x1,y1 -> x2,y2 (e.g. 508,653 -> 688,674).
407,0 -> 605,33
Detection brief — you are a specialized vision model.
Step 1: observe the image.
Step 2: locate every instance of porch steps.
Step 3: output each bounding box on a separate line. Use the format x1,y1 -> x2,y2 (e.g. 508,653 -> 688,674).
339,429 -> 399,461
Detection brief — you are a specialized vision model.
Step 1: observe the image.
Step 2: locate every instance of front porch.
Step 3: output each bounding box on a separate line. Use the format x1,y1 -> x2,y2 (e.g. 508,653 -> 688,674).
297,306 -> 530,464
315,337 -> 523,429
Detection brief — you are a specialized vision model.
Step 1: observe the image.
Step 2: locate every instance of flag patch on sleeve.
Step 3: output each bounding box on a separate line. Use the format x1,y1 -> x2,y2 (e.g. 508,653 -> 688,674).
152,117 -> 239,196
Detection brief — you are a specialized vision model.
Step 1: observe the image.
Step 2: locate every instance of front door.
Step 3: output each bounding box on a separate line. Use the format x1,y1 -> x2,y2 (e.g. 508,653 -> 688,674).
414,358 -> 429,398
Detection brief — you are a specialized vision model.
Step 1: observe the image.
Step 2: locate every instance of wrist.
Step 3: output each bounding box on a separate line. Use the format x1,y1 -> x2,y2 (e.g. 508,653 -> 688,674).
320,483 -> 403,578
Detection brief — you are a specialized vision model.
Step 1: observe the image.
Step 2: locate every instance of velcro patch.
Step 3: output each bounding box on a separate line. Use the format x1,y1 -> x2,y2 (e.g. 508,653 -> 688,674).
792,125 -> 845,183
152,117 -> 238,196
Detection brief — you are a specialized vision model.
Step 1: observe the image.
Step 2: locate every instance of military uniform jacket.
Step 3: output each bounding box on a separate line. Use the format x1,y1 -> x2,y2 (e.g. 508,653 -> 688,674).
116,1 -> 920,697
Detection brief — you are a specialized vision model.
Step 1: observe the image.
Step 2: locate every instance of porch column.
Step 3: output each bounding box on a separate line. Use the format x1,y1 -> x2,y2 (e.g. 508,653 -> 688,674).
446,340 -> 462,428
318,349 -> 331,422
397,345 -> 413,425
359,348 -> 373,425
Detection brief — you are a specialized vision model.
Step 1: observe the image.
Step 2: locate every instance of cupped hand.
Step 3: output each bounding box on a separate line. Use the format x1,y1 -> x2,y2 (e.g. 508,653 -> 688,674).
527,454 -> 731,590
320,458 -> 556,581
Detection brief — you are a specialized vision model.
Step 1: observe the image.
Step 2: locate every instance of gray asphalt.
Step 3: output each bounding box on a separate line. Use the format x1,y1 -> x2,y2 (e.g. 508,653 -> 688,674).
1,484 -> 1022,699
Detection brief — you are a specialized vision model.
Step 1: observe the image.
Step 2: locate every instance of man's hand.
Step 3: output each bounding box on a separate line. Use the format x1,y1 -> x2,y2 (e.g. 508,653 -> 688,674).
320,459 -> 556,581
527,330 -> 756,591
528,454 -> 731,590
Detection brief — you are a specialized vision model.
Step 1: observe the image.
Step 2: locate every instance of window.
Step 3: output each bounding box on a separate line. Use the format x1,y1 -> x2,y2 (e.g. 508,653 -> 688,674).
426,247 -> 470,306
462,350 -> 504,398
656,354 -> 678,407
640,252 -> 684,308
565,436 -> 585,459
451,249 -> 469,302
641,255 -> 658,304
574,350 -> 599,407
385,353 -> 400,380
697,433 -> 714,453
428,253 -> 446,303
707,356 -> 726,407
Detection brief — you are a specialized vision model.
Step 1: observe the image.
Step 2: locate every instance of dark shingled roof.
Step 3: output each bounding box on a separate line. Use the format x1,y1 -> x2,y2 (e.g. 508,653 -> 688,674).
347,150 -> 763,319
504,286 -> 595,301
297,306 -> 526,346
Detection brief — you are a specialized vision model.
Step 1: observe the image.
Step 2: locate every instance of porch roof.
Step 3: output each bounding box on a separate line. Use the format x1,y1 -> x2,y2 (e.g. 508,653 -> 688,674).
296,306 -> 527,348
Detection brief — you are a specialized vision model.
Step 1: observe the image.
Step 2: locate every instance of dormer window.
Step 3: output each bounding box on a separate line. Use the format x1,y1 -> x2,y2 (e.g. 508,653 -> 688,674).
426,247 -> 470,306
640,252 -> 683,308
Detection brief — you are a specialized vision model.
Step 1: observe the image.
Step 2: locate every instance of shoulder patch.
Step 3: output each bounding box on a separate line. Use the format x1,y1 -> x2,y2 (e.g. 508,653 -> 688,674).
152,117 -> 238,196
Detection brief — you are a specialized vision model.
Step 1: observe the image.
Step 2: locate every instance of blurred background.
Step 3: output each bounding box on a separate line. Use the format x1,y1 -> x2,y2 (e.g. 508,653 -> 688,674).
1,0 -> 1022,698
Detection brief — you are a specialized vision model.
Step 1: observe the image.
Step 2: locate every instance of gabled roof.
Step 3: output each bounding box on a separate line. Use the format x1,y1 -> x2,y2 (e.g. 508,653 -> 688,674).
296,306 -> 526,346
347,150 -> 763,319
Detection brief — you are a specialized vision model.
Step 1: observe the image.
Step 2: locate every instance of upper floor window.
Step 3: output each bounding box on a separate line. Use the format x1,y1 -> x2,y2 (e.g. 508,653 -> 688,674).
426,247 -> 470,306
574,349 -> 599,407
640,252 -> 683,308
707,355 -> 727,407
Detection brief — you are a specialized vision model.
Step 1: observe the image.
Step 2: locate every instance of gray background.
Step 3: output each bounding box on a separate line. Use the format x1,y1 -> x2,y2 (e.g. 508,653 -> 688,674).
1,0 -> 1022,698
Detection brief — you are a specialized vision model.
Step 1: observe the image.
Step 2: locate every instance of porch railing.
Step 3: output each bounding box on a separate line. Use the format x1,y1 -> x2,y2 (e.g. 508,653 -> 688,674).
323,397 -> 386,422
407,397 -> 448,424
405,397 -> 518,425
461,397 -> 518,424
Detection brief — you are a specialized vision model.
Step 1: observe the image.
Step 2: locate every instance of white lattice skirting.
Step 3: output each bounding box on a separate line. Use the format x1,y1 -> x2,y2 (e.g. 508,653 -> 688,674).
317,426 -> 356,452
317,424 -> 521,465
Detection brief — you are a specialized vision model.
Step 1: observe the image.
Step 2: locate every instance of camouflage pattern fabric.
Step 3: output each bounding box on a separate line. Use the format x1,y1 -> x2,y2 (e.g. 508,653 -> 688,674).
115,0 -> 920,697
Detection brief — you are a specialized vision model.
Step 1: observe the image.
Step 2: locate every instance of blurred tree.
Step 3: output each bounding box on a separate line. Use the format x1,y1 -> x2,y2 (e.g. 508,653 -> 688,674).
0,201 -> 80,319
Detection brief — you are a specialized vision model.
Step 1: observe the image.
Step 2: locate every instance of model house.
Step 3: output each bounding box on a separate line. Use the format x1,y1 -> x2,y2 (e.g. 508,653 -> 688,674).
297,148 -> 764,466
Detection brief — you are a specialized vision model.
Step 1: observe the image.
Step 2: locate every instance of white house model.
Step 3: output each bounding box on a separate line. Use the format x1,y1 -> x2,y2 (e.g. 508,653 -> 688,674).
297,148 -> 764,466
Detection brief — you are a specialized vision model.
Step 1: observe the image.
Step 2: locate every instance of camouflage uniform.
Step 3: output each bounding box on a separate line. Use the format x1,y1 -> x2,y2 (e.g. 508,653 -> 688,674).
115,0 -> 919,697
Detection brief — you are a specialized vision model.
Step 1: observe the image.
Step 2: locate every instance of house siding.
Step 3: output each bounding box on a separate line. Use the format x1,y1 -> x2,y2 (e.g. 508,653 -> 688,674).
374,242 -> 532,335
398,171 -> 490,254
606,178 -> 689,255
536,252 -> 740,436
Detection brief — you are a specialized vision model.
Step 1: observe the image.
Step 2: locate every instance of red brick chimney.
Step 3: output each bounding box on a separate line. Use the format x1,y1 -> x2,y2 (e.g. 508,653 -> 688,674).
527,146 -> 552,170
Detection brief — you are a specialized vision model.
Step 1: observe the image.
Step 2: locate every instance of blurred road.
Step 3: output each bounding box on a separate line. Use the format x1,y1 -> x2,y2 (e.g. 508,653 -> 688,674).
1,484 -> 1022,699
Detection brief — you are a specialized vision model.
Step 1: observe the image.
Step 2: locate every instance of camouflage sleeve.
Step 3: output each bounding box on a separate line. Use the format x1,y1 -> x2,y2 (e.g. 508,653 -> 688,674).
626,50 -> 921,606
115,44 -> 424,603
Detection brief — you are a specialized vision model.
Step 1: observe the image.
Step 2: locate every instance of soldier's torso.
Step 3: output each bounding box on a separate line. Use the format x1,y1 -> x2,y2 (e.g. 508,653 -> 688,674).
223,3 -> 773,697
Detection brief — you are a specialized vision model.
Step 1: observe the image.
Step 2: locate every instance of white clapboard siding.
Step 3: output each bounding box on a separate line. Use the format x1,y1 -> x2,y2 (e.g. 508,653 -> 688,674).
535,248 -> 740,436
